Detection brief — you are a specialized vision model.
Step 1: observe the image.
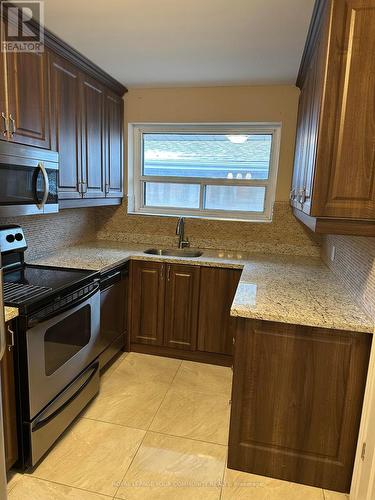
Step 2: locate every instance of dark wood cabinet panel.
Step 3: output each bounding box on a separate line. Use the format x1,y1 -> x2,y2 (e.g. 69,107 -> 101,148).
6,51 -> 50,149
228,318 -> 371,493
164,264 -> 200,351
197,267 -> 241,356
50,53 -> 82,199
130,261 -> 165,346
0,23 -> 7,141
80,74 -> 106,198
312,0 -> 375,219
105,92 -> 123,198
292,0 -> 375,234
1,322 -> 18,471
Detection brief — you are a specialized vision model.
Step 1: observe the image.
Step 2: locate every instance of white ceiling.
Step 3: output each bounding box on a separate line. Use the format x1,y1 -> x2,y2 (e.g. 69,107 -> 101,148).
43,0 -> 315,88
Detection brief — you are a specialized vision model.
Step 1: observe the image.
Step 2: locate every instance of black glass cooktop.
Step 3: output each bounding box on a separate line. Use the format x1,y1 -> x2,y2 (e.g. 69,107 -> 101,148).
3,264 -> 97,307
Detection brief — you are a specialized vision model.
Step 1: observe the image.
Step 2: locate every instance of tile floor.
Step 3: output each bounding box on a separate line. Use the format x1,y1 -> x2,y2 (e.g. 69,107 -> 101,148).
7,352 -> 350,499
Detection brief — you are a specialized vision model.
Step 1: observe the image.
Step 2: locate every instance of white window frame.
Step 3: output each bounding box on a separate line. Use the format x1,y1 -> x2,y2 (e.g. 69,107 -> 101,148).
128,123 -> 281,222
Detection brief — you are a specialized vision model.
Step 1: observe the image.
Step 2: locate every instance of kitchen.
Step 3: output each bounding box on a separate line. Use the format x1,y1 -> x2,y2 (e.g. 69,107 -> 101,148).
0,0 -> 375,499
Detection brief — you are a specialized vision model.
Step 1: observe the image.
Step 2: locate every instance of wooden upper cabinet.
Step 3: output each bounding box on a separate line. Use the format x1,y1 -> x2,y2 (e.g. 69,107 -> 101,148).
80,74 -> 106,198
164,264 -> 200,351
197,267 -> 241,356
292,0 -> 375,235
50,53 -> 82,199
130,261 -> 165,346
0,22 -> 7,139
105,92 -> 124,198
6,51 -> 50,149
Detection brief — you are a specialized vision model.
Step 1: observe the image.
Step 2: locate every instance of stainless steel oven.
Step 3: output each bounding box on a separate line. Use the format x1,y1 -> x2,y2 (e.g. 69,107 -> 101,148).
23,281 -> 102,466
26,285 -> 100,419
0,143 -> 59,217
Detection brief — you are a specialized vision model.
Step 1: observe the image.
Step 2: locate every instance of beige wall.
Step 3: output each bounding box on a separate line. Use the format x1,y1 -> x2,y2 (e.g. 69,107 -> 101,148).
92,84 -> 319,257
124,85 -> 300,201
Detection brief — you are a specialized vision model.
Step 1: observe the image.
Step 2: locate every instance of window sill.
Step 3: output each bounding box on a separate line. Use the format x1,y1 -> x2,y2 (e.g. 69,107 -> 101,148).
127,210 -> 273,223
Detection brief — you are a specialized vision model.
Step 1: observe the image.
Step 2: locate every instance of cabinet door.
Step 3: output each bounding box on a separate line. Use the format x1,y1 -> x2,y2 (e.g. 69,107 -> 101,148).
164,264 -> 200,351
1,323 -> 18,471
130,261 -> 165,346
6,51 -> 50,149
80,74 -> 105,198
50,54 -> 82,199
228,319 -> 371,493
105,92 -> 123,198
313,0 -> 375,219
0,22 -> 7,141
197,267 -> 241,355
291,1 -> 328,214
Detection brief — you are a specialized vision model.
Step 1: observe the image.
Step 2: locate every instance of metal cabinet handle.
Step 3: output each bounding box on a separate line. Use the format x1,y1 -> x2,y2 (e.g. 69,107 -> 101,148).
37,162 -> 50,209
9,114 -> 16,137
167,265 -> 171,281
1,112 -> 8,136
7,325 -> 14,351
160,265 -> 164,280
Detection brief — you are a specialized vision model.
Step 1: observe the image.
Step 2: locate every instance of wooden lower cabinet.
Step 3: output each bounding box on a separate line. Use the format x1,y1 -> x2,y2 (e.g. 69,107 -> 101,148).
197,267 -> 241,356
1,322 -> 18,471
228,318 -> 372,493
130,262 -> 239,364
164,264 -> 200,351
131,261 -> 200,352
130,261 -> 165,346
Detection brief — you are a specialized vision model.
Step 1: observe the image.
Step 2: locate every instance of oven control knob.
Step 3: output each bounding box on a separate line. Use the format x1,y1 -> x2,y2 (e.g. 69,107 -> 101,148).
15,233 -> 23,241
6,234 -> 15,243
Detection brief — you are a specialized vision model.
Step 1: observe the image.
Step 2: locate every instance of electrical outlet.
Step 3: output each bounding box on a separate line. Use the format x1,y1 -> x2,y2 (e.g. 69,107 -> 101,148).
330,245 -> 336,262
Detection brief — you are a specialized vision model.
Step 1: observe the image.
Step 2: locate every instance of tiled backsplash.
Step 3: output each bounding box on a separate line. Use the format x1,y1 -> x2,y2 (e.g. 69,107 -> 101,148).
95,201 -> 321,257
322,235 -> 375,320
0,208 -> 97,260
0,202 -> 320,262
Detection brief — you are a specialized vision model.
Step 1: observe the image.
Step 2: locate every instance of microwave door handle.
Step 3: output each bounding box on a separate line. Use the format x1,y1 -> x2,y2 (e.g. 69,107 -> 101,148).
36,162 -> 50,210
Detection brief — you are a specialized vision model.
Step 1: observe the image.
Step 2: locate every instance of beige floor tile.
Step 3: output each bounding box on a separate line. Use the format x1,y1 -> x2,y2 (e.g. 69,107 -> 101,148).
100,352 -> 129,380
83,370 -> 170,429
7,471 -> 22,493
222,469 -> 324,499
31,418 -> 145,497
324,490 -> 349,499
116,431 -> 226,499
150,387 -> 230,445
171,360 -> 232,396
115,352 -> 182,385
9,476 -> 112,500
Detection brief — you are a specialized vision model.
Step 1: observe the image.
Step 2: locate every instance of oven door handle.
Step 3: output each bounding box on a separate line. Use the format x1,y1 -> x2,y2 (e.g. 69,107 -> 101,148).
32,361 -> 99,432
36,162 -> 50,210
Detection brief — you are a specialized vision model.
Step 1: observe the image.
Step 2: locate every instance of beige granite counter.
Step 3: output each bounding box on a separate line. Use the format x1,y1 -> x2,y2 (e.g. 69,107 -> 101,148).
29,241 -> 374,334
4,306 -> 18,323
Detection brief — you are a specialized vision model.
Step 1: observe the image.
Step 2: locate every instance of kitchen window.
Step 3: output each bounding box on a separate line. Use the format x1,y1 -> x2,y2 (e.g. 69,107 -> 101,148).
128,123 -> 281,221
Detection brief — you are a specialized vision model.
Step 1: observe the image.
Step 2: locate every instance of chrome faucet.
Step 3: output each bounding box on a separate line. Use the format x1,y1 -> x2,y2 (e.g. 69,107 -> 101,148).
176,217 -> 190,249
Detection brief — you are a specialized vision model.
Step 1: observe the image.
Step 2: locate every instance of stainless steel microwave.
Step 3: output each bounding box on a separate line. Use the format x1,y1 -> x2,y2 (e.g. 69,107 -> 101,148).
0,143 -> 59,217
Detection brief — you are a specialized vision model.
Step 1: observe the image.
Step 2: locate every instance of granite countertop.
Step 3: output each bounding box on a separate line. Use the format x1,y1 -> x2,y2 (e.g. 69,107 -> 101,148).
4,306 -> 18,323
30,240 -> 374,334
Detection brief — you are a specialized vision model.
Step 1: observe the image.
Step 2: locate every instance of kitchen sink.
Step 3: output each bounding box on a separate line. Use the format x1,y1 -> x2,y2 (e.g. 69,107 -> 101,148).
144,248 -> 203,258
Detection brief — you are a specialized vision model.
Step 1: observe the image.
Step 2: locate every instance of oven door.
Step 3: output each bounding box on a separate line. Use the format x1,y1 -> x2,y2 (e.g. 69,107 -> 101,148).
0,144 -> 59,217
26,287 -> 100,419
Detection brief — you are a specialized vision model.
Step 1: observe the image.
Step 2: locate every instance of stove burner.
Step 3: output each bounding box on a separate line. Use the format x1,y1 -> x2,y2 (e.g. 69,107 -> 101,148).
3,281 -> 52,304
